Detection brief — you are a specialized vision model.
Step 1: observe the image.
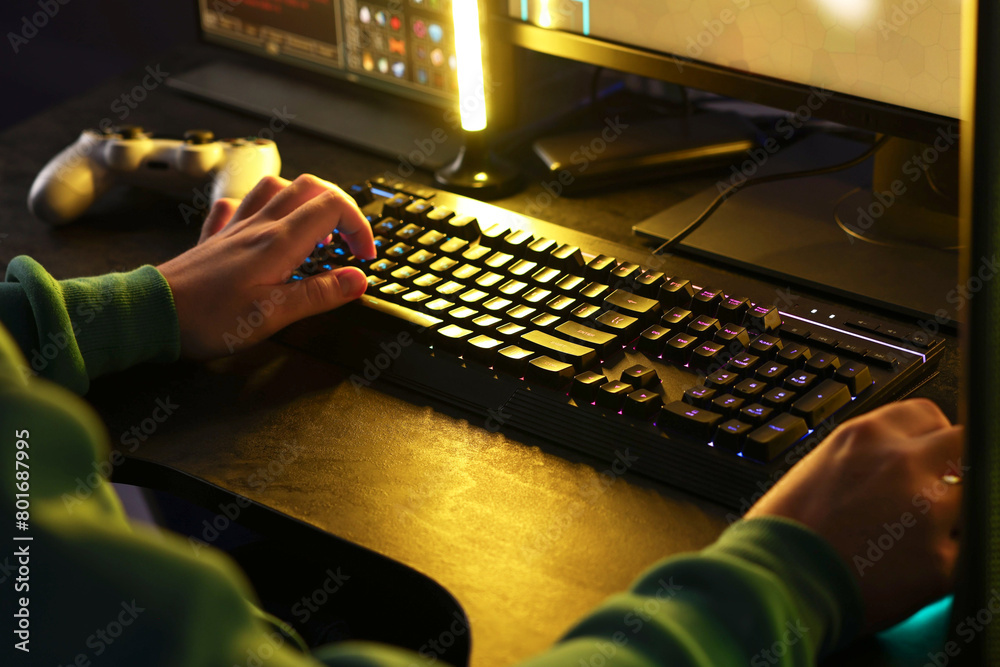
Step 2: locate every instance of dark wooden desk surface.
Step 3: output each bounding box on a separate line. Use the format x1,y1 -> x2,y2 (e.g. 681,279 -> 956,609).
0,49 -> 959,666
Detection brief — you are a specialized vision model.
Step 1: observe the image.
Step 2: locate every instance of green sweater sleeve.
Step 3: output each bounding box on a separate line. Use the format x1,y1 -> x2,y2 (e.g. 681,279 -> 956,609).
0,255 -> 180,394
0,258 -> 864,667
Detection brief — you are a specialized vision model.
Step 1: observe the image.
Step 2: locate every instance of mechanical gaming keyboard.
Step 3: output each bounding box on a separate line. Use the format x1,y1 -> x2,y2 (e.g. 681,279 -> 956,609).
278,176 -> 945,510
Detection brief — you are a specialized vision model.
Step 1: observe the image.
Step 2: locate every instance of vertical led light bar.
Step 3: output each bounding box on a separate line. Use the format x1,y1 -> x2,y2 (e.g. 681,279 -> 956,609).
453,0 -> 487,132
434,0 -> 521,198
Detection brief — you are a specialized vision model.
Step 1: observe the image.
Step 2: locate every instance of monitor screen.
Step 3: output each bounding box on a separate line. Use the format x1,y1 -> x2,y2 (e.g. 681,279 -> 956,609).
508,0 -> 961,121
198,0 -> 460,104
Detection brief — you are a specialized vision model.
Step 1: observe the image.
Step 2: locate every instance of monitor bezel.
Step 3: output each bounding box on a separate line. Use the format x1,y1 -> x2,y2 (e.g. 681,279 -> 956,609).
494,13 -> 956,145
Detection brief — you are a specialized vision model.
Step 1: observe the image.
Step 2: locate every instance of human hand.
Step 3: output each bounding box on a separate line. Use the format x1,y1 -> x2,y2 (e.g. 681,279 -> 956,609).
157,174 -> 376,359
745,398 -> 963,633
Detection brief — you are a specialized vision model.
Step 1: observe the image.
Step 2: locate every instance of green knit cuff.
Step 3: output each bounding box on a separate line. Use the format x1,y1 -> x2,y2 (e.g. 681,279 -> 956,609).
711,517 -> 865,656
60,265 -> 181,381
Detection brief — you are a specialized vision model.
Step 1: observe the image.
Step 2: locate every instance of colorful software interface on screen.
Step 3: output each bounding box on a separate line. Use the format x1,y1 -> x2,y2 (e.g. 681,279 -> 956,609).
509,0 -> 961,119
200,0 -> 458,99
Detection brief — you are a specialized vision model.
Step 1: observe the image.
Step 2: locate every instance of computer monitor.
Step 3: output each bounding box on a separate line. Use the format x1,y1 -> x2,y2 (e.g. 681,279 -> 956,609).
198,0 -> 459,104
495,1 -> 964,324
170,0 -> 508,168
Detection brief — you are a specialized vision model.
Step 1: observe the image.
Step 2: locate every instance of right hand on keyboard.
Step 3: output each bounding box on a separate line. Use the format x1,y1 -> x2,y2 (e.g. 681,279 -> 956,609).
745,398 -> 963,635
158,174 -> 375,359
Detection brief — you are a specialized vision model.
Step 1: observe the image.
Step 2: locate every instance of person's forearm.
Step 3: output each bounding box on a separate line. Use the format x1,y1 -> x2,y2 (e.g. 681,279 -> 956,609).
0,255 -> 180,393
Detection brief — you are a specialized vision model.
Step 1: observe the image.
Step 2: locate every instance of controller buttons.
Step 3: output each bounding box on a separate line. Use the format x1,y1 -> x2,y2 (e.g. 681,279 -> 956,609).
184,129 -> 215,144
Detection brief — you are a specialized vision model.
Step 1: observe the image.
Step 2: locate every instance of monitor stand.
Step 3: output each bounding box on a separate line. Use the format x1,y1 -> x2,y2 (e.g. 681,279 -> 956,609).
633,131 -> 962,326
166,61 -> 463,171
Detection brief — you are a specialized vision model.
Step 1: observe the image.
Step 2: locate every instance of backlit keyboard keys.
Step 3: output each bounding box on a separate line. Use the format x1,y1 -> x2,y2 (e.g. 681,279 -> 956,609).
526,356 -> 575,389
550,244 -> 586,273
395,223 -> 426,241
470,314 -> 502,334
571,371 -> 606,403
603,289 -> 662,322
761,387 -> 796,409
446,214 -> 481,240
658,401 -> 723,441
437,237 -> 469,256
659,279 -> 695,308
481,297 -> 514,313
424,206 -> 455,230
834,362 -> 874,395
688,316 -> 721,335
744,413 -> 809,461
777,344 -> 812,367
466,335 -> 504,366
784,371 -> 817,392
475,271 -> 505,292
734,378 -> 767,400
452,264 -> 482,281
485,251 -> 515,270
531,266 -> 562,286
496,322 -> 527,339
711,394 -> 745,418
715,324 -> 750,349
436,280 -> 466,296
459,288 -> 489,305
531,312 -> 561,330
805,352 -> 842,377
748,305 -> 782,333
749,334 -> 783,359
461,245 -> 492,265
597,380 -> 634,410
507,305 -> 537,321
637,325 -> 670,356
429,257 -> 459,274
553,322 -> 617,355
689,341 -> 727,371
739,403 -> 773,426
495,345 -> 535,375
436,323 -> 474,354
526,237 -> 557,262
727,353 -> 760,377
585,255 -> 617,282
546,295 -> 577,314
520,330 -> 597,371
663,333 -> 699,364
571,303 -> 601,321
502,229 -> 534,256
755,362 -> 789,383
403,199 -> 433,223
718,296 -> 750,324
691,288 -> 723,314
633,271 -> 666,299
610,262 -> 641,283
624,389 -> 662,419
385,242 -> 413,259
407,249 -> 436,266
595,311 -> 640,338
621,364 -> 659,389
705,370 -> 739,390
715,420 -> 752,452
508,259 -> 538,277
522,287 -> 553,306
791,379 -> 851,427
554,274 -> 586,294
661,307 -> 693,328
683,385 -> 716,407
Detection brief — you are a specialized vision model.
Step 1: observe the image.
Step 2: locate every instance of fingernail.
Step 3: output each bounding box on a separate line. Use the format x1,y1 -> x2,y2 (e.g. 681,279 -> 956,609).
338,269 -> 367,299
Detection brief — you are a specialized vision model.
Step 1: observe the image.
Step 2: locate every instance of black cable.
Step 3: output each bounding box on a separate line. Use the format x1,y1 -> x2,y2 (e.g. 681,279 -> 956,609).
652,133 -> 891,255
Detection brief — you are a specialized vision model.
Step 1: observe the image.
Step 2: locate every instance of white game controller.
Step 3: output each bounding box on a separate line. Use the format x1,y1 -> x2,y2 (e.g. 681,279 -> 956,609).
28,126 -> 282,225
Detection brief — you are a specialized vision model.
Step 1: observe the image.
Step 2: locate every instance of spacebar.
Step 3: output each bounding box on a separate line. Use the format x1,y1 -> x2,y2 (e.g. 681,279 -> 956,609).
356,295 -> 443,329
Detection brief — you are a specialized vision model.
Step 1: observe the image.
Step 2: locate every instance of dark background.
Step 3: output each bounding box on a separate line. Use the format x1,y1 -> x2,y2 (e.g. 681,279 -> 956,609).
0,1 -> 197,131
